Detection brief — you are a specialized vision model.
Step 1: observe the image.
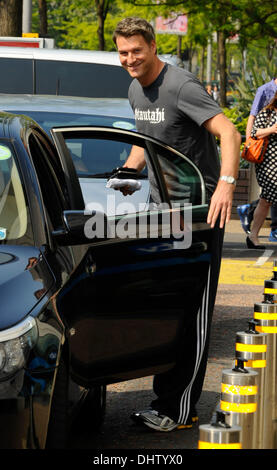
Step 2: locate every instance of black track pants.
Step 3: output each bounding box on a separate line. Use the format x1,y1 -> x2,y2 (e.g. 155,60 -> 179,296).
151,220 -> 225,424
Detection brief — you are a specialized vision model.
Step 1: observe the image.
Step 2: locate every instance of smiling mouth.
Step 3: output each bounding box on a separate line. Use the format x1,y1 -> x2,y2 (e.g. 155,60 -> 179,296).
127,62 -> 142,70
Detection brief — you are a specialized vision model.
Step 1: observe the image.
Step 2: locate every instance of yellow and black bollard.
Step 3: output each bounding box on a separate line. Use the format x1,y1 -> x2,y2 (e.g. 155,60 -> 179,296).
264,279 -> 277,304
263,261 -> 277,303
235,320 -> 267,449
198,410 -> 242,449
220,360 -> 258,449
254,301 -> 277,449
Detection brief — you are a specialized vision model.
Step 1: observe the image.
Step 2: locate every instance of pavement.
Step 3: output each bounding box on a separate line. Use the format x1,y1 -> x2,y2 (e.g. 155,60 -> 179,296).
221,217 -> 276,286
224,217 -> 272,246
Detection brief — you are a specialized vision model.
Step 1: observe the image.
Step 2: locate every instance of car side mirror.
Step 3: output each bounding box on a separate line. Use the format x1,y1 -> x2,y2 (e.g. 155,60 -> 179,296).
52,209 -> 110,245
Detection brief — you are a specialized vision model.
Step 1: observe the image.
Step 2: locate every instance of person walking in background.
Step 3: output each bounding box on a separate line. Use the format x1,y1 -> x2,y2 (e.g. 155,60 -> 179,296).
237,78 -> 277,240
246,91 -> 277,249
113,16 -> 241,432
212,84 -> 219,103
206,83 -> 213,96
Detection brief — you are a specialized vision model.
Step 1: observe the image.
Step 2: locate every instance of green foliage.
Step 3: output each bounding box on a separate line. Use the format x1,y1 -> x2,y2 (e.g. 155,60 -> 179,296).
31,0 -> 277,58
223,106 -> 249,168
232,56 -> 276,117
223,106 -> 248,137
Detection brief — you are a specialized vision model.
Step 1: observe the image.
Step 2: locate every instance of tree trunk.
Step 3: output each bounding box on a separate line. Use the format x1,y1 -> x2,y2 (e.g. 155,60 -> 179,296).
95,0 -> 110,51
0,0 -> 23,36
188,42 -> 193,72
200,45 -> 205,83
97,14 -> 105,50
217,30 -> 227,107
177,35 -> 182,60
38,0 -> 47,37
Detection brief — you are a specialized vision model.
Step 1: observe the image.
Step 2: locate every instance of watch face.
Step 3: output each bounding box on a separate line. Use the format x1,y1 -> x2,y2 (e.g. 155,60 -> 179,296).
220,176 -> 235,184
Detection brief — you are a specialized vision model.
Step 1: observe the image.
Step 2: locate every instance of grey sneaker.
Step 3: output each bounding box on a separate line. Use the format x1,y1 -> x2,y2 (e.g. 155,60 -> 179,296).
131,409 -> 193,432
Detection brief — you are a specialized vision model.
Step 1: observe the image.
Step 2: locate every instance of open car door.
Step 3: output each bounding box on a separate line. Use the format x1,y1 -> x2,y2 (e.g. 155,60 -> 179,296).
50,126 -> 213,388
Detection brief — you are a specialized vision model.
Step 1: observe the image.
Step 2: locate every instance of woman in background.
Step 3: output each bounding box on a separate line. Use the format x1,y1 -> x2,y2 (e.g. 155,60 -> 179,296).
247,91 -> 277,248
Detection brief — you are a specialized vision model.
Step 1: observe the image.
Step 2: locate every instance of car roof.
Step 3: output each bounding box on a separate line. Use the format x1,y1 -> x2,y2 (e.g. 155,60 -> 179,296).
0,47 -> 177,66
0,48 -> 123,64
0,94 -> 134,118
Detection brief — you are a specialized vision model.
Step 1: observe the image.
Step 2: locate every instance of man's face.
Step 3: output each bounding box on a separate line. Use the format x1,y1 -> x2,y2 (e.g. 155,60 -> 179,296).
116,34 -> 157,86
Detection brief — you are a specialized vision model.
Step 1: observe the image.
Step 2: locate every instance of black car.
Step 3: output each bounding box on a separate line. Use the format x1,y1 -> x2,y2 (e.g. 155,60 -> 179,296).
0,110 -> 212,448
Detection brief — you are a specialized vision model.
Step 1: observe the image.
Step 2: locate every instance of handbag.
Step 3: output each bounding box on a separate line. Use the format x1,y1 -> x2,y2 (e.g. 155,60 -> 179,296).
241,135 -> 268,164
241,109 -> 272,164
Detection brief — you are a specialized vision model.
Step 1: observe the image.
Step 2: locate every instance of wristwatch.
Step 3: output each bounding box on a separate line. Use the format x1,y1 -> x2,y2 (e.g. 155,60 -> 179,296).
219,175 -> 236,186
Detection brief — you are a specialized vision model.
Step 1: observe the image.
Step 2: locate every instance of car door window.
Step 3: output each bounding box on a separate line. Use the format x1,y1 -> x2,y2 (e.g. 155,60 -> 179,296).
51,128 -> 206,230
151,142 -> 204,207
63,136 -> 149,216
35,60 -> 131,98
0,58 -> 33,94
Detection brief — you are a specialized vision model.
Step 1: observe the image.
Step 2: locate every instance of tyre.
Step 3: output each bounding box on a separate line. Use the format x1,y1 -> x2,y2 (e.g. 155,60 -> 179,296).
45,357 -> 69,449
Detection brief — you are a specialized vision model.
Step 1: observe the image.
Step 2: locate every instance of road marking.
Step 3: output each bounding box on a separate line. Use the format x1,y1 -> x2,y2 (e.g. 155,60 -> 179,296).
255,250 -> 274,266
219,258 -> 275,286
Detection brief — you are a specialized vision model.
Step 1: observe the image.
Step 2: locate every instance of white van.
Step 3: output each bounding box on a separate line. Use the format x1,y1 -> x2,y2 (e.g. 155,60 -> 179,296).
0,47 -> 176,98
0,47 -> 132,97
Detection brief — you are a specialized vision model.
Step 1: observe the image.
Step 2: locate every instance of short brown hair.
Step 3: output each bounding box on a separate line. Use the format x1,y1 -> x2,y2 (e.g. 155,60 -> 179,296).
113,17 -> 155,45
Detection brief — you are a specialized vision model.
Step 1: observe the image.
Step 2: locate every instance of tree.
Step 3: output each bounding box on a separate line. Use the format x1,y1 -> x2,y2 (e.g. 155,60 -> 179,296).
34,0 -> 120,51
38,0 -> 48,37
0,0 -> 23,36
95,0 -> 111,50
127,0 -> 277,106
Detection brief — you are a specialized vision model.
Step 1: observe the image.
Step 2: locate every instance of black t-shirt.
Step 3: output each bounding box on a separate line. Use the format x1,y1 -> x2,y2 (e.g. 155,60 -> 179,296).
128,64 -> 222,198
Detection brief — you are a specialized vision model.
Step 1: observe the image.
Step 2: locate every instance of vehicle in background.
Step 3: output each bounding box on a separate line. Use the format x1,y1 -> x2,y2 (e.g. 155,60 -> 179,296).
0,35 -> 55,48
0,48 -> 177,98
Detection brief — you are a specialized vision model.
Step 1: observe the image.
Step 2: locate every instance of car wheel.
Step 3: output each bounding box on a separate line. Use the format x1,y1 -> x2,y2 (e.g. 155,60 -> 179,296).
46,356 -> 69,449
72,385 -> 106,434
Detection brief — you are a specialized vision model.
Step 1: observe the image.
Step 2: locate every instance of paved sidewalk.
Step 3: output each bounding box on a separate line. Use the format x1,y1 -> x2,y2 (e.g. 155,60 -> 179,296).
224,218 -> 272,246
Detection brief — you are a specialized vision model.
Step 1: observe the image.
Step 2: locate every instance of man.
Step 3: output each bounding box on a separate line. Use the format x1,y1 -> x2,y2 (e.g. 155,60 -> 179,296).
237,78 -> 277,240
113,17 -> 241,432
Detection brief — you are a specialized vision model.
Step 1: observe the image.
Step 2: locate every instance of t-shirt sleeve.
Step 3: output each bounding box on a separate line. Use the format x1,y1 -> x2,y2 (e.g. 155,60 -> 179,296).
250,87 -> 267,116
177,78 -> 222,126
128,81 -> 136,110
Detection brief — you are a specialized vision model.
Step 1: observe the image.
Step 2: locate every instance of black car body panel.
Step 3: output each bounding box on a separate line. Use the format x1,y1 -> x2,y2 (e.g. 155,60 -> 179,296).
65,238 -> 211,386
0,245 -> 54,329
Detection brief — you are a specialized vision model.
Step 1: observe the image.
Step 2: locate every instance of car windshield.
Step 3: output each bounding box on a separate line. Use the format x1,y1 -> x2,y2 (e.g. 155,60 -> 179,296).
0,141 -> 31,244
11,110 -> 136,137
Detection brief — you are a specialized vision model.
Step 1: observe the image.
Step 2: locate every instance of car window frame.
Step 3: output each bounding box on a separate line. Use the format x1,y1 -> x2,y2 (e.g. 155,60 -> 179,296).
25,128 -> 72,244
51,125 -> 206,206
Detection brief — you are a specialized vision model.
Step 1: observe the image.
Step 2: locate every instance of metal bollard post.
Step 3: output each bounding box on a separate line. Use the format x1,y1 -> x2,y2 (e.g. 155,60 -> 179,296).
264,259 -> 277,301
270,259 -> 277,284
198,410 -> 242,449
264,279 -> 277,304
254,301 -> 277,449
262,260 -> 277,303
220,359 -> 258,449
235,320 -> 267,449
